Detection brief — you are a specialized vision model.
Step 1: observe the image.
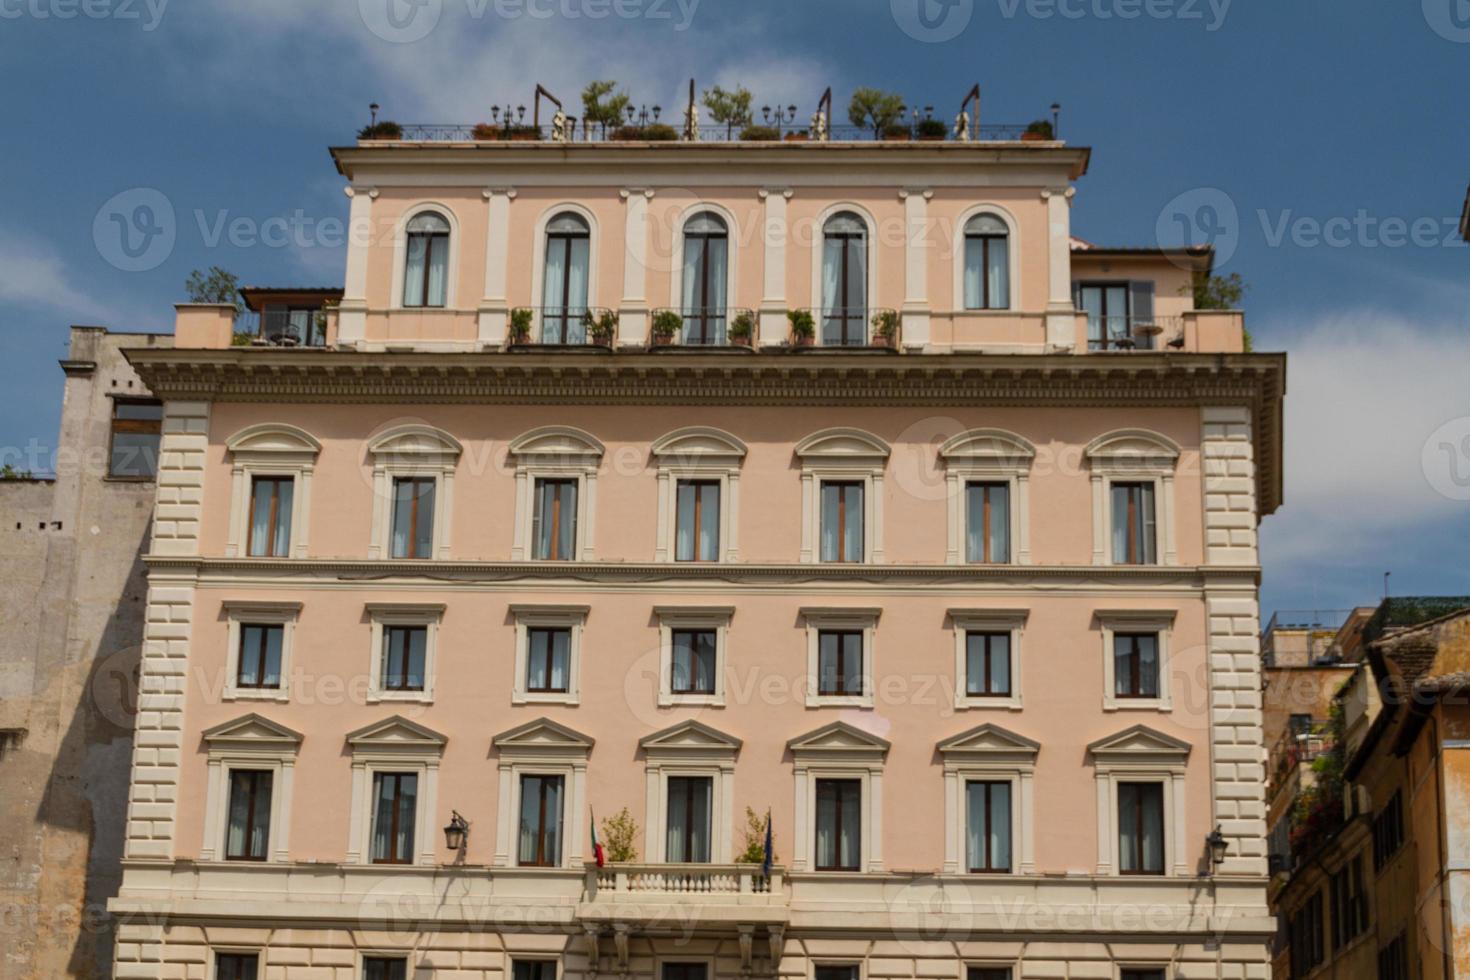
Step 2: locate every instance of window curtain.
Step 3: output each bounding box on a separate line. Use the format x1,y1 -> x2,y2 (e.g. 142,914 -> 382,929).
1119,783 -> 1163,873
1137,634 -> 1159,697
704,236 -> 728,343
819,483 -> 863,562
681,235 -> 702,342
843,484 -> 864,561
260,626 -> 283,686
542,239 -> 568,342
1112,483 -> 1157,563
821,235 -> 843,344
249,479 -> 293,557
404,236 -> 428,307
517,777 -> 542,863
986,235 -> 1009,309
565,237 -> 590,343
226,771 -> 270,858
1079,285 -> 1104,349
697,483 -> 719,559
987,484 -> 1010,562
270,480 -> 293,556
988,782 -> 1012,870
819,483 -> 839,561
693,632 -> 716,692
965,483 -> 1009,563
548,629 -> 570,691
372,774 -> 416,862
965,781 -> 1010,870
818,632 -> 840,693
963,236 -> 984,310
675,482 -> 695,560
666,778 -> 712,862
425,236 -> 448,307
986,634 -> 1010,694
533,481 -> 577,560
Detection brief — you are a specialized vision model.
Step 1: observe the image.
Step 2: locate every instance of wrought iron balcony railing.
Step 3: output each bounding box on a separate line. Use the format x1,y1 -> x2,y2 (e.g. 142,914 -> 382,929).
1085,314 -> 1185,351
374,123 -> 1032,144
648,307 -> 758,348
788,308 -> 902,349
507,307 -> 618,348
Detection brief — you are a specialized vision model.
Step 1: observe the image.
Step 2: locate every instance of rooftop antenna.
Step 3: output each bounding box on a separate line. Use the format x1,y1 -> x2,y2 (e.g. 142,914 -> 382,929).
959,84 -> 980,140
369,103 -> 380,126
1050,102 -> 1061,139
1384,571 -> 1391,600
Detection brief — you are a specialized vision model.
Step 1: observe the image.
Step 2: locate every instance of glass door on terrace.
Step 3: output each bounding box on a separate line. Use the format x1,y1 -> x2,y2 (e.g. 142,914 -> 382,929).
1079,282 -> 1155,350
821,212 -> 868,346
543,212 -> 591,344
681,212 -> 729,344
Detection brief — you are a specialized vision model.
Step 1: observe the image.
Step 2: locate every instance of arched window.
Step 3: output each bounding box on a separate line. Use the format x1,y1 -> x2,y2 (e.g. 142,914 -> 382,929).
963,214 -> 1009,310
403,212 -> 450,308
681,212 -> 729,345
821,212 -> 868,346
542,212 -> 591,344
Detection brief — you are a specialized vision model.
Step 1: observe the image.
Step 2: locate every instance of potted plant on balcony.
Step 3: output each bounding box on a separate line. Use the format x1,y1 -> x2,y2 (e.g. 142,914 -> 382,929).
783,130 -> 810,142
787,309 -> 815,347
882,122 -> 913,141
729,310 -> 755,347
739,124 -> 780,141
1021,119 -> 1054,141
651,310 -> 683,346
508,307 -> 533,345
641,123 -> 679,141
916,118 -> 948,141
583,309 -> 619,347
471,123 -> 500,141
503,124 -> 541,141
848,87 -> 906,139
358,120 -> 404,140
870,309 -> 900,348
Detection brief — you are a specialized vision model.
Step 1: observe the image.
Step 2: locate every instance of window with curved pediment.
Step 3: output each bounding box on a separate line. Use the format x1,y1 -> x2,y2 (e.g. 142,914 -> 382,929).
651,427 -> 747,563
1084,429 -> 1181,567
509,426 -> 604,562
224,424 -> 322,559
795,428 -> 891,564
365,424 -> 462,561
939,429 -> 1035,566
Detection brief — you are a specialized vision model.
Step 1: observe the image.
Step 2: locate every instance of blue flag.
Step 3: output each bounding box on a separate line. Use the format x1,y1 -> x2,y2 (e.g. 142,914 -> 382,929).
761,809 -> 773,876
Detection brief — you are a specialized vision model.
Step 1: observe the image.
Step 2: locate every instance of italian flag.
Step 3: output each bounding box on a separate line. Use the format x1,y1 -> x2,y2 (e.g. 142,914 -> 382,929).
590,809 -> 606,867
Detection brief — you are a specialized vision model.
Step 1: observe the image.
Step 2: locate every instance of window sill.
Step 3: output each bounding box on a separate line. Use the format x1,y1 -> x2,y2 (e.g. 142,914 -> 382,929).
955,696 -> 1024,711
804,694 -> 875,709
511,692 -> 580,707
367,692 -> 434,705
658,694 -> 725,708
222,690 -> 290,704
1103,700 -> 1172,713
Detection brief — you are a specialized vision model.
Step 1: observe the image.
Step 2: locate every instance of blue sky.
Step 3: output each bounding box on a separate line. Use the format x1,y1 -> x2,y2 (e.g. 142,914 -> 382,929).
2,0 -> 1468,617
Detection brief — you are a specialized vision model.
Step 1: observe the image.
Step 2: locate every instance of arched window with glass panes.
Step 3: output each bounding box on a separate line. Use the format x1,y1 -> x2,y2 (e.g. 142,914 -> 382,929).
681,211 -> 729,345
542,212 -> 591,344
962,213 -> 1010,310
403,212 -> 450,308
820,211 -> 869,346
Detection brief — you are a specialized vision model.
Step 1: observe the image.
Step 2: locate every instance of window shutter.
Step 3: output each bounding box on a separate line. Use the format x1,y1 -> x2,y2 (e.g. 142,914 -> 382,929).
1071,281 -> 1082,309
1129,281 -> 1155,325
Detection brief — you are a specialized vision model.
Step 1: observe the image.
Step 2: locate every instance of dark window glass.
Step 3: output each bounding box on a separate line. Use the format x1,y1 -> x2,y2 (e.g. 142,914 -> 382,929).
514,962 -> 558,980
965,780 -> 1012,872
237,624 -> 284,689
518,774 -> 565,866
1377,932 -> 1408,980
675,480 -> 720,561
403,211 -> 450,309
1113,633 -> 1161,699
665,775 -> 713,863
225,770 -> 272,861
109,399 -> 163,479
820,212 -> 868,346
965,482 -> 1010,563
819,481 -> 864,562
814,778 -> 861,871
364,958 -> 408,980
817,631 -> 864,697
526,628 -> 571,693
968,970 -> 1011,980
966,632 -> 1011,697
1373,791 -> 1405,870
1119,972 -> 1165,980
663,965 -> 709,980
1111,482 -> 1157,564
1289,891 -> 1325,979
380,626 -> 427,691
671,629 -> 718,695
1117,782 -> 1165,875
533,478 -> 578,560
389,477 -> 435,559
1330,854 -> 1368,950
247,476 -> 294,557
370,772 -> 417,864
215,953 -> 260,980
814,967 -> 858,980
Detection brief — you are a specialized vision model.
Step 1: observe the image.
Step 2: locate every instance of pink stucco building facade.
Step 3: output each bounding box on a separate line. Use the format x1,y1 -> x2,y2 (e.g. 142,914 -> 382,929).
111,122 -> 1285,980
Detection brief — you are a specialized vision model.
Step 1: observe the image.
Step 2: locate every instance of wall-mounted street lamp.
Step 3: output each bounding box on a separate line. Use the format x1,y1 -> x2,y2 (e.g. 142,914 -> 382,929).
443,811 -> 470,853
1206,825 -> 1229,868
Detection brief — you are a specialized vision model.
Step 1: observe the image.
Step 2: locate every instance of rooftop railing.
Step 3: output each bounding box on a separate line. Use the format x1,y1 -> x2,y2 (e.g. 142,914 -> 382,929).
372,122 -> 1035,144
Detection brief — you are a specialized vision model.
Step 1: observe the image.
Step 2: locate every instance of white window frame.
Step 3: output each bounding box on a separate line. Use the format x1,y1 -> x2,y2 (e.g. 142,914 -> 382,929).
937,722 -> 1039,875
1097,609 -> 1177,712
809,202 -> 879,332
223,423 -> 320,559
802,607 -> 880,708
491,718 -> 593,869
1084,429 -> 1180,567
668,201 -> 741,309
222,600 -> 301,703
390,202 -> 461,311
651,427 -> 746,563
795,429 -> 890,564
530,203 -> 601,325
655,606 -> 734,707
509,426 -> 604,562
346,715 -> 446,867
951,204 -> 1020,314
510,604 -> 589,706
639,720 -> 741,864
1087,724 -> 1191,877
366,603 -> 444,704
366,424 -> 462,561
939,429 -> 1034,566
199,714 -> 302,864
949,608 -> 1028,711
787,721 -> 889,873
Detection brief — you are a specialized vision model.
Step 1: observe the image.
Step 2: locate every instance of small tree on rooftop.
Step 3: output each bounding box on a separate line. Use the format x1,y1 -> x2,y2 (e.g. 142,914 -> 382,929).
185,267 -> 244,318
848,88 -> 906,138
1187,271 -> 1248,310
582,81 -> 631,133
703,85 -> 754,138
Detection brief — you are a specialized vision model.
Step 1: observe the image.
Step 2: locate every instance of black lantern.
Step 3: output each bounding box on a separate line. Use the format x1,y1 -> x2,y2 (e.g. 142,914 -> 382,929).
1206,825 -> 1229,867
443,810 -> 470,852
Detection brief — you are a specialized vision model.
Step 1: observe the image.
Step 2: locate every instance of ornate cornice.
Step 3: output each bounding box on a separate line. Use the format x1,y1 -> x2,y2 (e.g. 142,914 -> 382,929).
121,349 -> 1285,513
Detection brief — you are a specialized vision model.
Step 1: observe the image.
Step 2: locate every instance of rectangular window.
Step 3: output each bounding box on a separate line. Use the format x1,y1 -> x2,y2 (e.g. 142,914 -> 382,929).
663,966 -> 709,980
1373,790 -> 1404,870
1111,481 -> 1157,564
1290,891 -> 1325,979
1113,632 -> 1161,699
363,958 -> 408,980
1117,782 -> 1165,875
532,478 -> 578,561
1330,854 -> 1368,950
814,968 -> 858,980
225,770 -> 272,861
965,482 -> 1010,563
1377,932 -> 1408,980
819,481 -> 864,563
526,628 -> 571,694
380,626 -> 427,692
389,477 -> 435,559
965,632 -> 1012,697
513,962 -> 558,980
817,630 -> 864,697
215,953 -> 260,980
665,775 -> 713,863
236,624 -> 284,690
967,970 -> 1011,980
1119,972 -> 1165,980
109,399 -> 163,479
370,772 -> 417,864
675,480 -> 720,562
671,629 -> 718,695
965,780 -> 1012,873
814,778 -> 861,871
518,774 -> 565,866
247,476 -> 294,557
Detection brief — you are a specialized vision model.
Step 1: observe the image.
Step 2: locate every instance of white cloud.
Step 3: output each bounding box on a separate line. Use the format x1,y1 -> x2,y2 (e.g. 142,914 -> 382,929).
1260,311 -> 1470,567
0,233 -> 117,324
